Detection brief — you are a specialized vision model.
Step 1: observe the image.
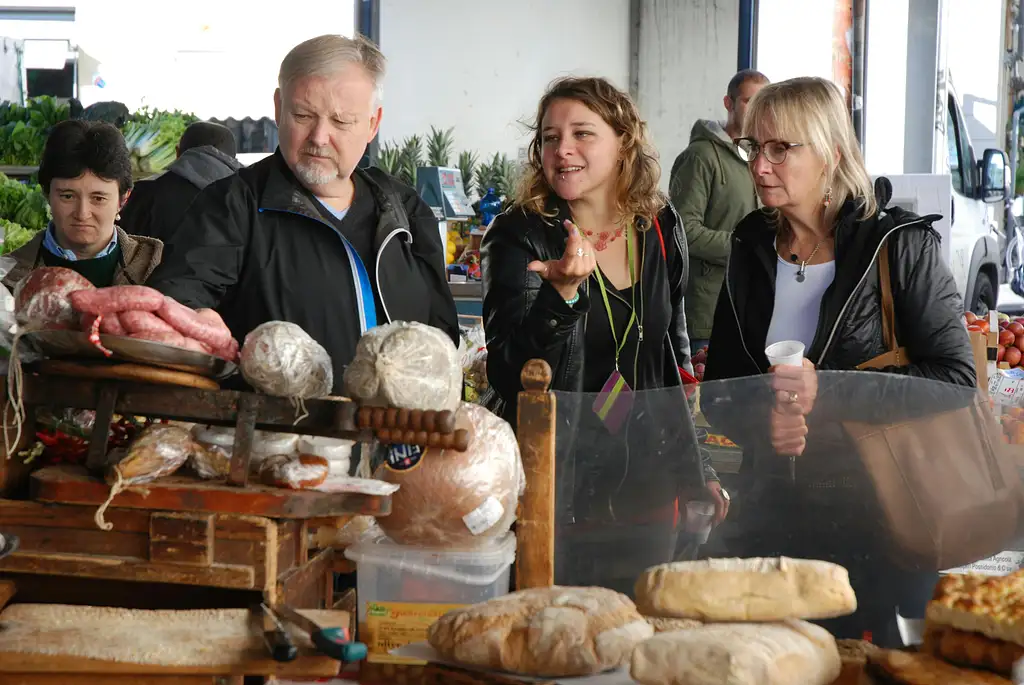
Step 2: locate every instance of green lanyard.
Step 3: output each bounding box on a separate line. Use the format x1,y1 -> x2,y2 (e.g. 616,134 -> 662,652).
592,224 -> 636,371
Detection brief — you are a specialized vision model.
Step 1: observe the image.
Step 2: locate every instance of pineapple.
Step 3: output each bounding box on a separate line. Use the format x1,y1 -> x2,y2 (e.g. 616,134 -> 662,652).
397,135 -> 423,187
426,126 -> 456,167
458,150 -> 478,198
375,141 -> 401,176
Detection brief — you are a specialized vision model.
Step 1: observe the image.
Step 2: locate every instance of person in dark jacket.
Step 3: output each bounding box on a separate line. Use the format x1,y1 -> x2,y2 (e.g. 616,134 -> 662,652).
4,120 -> 162,290
482,77 -> 726,595
119,121 -> 243,243
702,77 -> 975,646
146,35 -> 459,393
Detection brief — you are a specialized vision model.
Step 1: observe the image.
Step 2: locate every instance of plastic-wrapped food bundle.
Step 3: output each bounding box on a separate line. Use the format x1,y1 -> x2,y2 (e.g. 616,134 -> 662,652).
14,267 -> 94,330
189,425 -> 299,478
189,425 -> 233,480
240,322 -> 332,398
344,321 -> 462,411
373,402 -> 525,548
258,453 -> 330,489
299,436 -> 352,477
95,424 -> 192,530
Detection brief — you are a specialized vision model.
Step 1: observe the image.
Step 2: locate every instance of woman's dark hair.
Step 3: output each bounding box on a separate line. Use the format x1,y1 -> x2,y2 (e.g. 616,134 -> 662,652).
38,119 -> 133,196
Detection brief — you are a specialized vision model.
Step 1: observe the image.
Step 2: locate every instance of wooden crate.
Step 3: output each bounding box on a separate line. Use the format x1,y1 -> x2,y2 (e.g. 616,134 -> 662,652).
0,499 -> 334,607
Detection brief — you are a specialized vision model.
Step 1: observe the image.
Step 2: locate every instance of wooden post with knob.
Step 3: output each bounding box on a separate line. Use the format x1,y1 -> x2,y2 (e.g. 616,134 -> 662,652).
515,359 -> 556,590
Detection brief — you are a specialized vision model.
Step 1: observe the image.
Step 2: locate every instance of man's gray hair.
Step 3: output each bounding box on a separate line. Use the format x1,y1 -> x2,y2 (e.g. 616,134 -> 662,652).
278,34 -> 386,105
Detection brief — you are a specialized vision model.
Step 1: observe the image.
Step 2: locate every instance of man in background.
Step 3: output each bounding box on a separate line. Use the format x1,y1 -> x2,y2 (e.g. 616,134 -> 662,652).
670,69 -> 768,355
119,121 -> 242,242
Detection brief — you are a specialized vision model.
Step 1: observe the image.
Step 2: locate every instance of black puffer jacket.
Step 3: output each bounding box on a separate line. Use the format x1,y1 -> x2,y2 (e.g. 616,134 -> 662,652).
482,199 -> 716,486
703,180 -> 975,456
482,200 -> 693,410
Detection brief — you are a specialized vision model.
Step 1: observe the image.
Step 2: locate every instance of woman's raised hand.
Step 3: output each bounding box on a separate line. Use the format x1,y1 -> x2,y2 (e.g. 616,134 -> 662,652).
527,220 -> 597,301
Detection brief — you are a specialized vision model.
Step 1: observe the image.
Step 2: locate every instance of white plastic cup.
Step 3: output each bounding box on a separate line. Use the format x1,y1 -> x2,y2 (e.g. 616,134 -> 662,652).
765,340 -> 806,367
684,501 -> 715,543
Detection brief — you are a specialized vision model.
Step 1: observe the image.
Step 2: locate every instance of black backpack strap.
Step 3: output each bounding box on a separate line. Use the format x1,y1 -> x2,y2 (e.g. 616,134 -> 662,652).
361,166 -> 411,233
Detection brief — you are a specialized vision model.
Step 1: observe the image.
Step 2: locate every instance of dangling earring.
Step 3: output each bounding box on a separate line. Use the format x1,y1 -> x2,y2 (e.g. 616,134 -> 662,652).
116,212 -> 121,221
823,187 -> 833,207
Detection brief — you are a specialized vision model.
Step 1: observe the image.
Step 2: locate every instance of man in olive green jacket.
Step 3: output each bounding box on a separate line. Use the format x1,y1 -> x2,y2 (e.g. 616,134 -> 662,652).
670,70 -> 768,354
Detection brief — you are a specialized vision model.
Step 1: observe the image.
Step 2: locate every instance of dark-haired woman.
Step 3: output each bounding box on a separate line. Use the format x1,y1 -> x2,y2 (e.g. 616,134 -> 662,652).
4,119 -> 163,289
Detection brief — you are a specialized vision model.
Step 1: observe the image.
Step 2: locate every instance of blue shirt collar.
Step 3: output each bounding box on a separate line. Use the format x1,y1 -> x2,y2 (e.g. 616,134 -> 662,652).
41,222 -> 119,262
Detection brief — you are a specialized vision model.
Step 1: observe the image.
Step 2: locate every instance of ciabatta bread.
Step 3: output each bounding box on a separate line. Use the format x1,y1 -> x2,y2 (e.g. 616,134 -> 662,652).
426,586 -> 652,677
926,571 -> 1024,648
630,619 -> 840,685
635,557 -> 857,622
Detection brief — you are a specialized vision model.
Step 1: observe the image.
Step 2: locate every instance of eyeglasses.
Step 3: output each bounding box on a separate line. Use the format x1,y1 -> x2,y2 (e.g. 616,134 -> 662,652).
734,138 -> 804,165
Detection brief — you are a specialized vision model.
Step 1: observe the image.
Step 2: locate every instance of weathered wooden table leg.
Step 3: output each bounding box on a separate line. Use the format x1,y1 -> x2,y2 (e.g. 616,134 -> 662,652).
515,359 -> 556,590
228,393 -> 260,487
86,383 -> 119,473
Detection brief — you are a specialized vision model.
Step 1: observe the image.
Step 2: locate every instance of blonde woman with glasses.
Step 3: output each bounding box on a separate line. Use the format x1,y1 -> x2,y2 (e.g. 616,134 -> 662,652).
701,76 -> 974,646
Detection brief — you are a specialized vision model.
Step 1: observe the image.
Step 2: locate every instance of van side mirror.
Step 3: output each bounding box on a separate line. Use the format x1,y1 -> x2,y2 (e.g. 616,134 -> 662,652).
980,148 -> 1009,203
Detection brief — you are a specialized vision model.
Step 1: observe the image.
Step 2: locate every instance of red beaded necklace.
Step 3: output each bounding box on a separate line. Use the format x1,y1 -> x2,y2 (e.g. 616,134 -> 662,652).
582,225 -> 625,251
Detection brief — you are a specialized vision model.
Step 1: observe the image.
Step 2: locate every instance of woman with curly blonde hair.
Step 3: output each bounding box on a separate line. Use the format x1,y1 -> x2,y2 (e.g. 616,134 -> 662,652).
481,76 -> 724,592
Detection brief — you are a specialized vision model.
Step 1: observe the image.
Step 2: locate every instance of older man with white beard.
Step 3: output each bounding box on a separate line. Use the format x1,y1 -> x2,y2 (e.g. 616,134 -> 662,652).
148,35 -> 459,391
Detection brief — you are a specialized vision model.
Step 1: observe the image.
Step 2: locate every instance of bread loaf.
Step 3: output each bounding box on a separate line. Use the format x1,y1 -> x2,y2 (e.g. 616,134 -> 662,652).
635,557 -> 857,622
427,586 -> 653,677
645,616 -> 702,633
630,620 -> 841,685
374,402 -> 524,549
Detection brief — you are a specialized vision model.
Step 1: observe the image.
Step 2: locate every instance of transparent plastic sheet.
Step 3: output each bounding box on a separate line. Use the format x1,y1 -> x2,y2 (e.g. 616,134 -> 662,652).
550,371 -> 1017,649
373,402 -> 525,549
95,424 -> 193,530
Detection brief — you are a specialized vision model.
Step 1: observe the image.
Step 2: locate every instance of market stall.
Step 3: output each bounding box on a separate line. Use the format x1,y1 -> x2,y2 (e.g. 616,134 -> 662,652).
0,273 -> 483,682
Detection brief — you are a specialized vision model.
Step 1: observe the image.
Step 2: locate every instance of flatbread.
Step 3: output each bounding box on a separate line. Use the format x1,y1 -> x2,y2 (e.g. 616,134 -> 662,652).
0,603 -> 312,667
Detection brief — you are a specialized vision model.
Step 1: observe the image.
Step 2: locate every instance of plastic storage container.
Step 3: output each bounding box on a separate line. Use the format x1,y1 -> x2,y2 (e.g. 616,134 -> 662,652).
345,531 -> 516,666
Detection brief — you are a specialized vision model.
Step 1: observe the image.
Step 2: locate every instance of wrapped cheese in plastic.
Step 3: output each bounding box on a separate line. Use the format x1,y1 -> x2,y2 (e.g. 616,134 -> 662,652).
344,321 -> 462,412
95,424 -> 192,530
259,453 -> 330,490
373,402 -> 525,549
189,425 -> 300,478
189,425 -> 233,480
240,321 -> 333,398
14,267 -> 94,330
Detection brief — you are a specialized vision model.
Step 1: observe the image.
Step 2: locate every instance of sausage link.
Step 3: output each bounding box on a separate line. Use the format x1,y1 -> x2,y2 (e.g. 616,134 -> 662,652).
80,312 -> 127,336
119,310 -> 177,336
70,286 -> 164,316
157,297 -> 232,349
129,330 -> 188,347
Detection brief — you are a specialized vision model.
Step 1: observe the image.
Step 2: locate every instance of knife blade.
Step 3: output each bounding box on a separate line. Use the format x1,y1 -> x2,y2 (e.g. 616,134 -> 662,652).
273,604 -> 367,663
251,603 -> 297,662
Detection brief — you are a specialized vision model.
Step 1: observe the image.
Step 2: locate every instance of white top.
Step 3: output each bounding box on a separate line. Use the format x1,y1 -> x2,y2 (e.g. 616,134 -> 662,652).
766,255 -> 836,351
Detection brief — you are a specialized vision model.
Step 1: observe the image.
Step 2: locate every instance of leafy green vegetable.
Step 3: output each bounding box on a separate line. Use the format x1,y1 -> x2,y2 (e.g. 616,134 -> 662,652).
122,107 -> 198,177
0,97 -> 69,165
1,218 -> 38,254
0,173 -> 50,252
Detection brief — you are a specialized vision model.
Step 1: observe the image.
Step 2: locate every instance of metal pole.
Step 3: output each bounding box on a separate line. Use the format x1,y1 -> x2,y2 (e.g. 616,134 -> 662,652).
738,0 -> 756,70
852,0 -> 869,151
357,0 -> 381,167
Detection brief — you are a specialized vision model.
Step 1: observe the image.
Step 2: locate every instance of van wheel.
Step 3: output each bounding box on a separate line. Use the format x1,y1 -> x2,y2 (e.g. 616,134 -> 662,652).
970,272 -> 995,317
